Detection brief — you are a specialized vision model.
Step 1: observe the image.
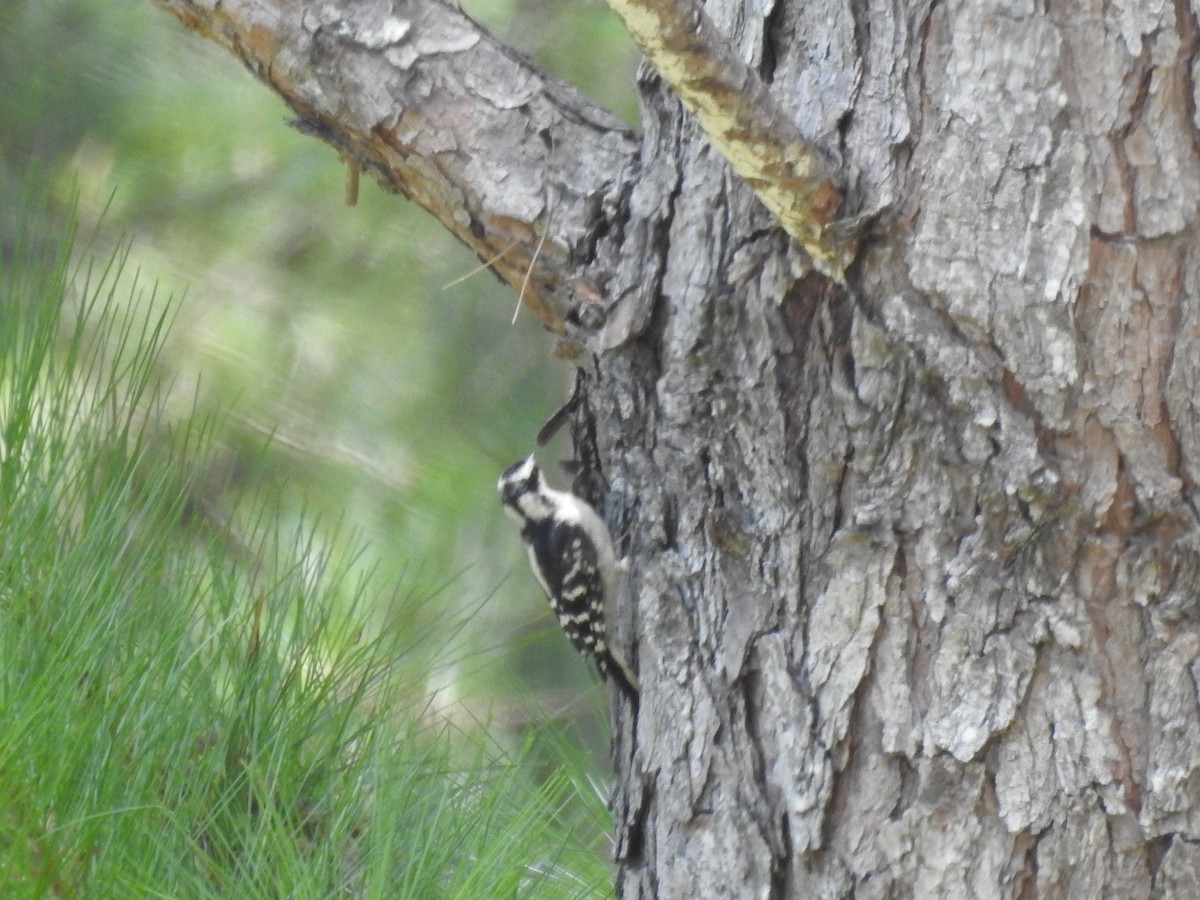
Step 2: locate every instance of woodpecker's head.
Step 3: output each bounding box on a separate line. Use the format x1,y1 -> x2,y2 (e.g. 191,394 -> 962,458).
498,455 -> 554,524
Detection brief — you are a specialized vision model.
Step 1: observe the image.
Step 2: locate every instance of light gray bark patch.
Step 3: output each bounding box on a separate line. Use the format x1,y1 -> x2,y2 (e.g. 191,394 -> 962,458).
1124,31 -> 1200,239
993,647 -> 1123,833
748,633 -> 829,852
861,758 -> 1025,898
1165,245 -> 1200,490
909,4 -> 1092,429
1141,636 -> 1200,834
1079,239 -> 1186,509
1034,800 -> 1151,896
871,576 -> 919,755
804,533 -> 891,748
922,602 -> 1040,762
839,0 -> 919,216
908,131 -> 1088,428
1157,836 -> 1200,898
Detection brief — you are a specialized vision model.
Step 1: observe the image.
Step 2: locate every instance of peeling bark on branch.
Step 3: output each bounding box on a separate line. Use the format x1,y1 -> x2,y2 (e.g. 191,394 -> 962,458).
605,0 -> 854,280
152,0 -> 640,331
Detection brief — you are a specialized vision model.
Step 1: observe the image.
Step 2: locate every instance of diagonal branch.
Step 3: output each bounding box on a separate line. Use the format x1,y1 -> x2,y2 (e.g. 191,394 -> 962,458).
607,0 -> 855,280
152,0 -> 640,331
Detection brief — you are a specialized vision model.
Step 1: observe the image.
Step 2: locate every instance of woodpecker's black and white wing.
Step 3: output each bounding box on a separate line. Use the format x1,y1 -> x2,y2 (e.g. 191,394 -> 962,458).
528,518 -> 613,669
525,520 -> 639,697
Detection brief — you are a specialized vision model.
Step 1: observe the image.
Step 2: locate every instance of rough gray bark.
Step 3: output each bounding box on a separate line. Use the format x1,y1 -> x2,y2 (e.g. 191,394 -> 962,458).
155,0 -> 1200,896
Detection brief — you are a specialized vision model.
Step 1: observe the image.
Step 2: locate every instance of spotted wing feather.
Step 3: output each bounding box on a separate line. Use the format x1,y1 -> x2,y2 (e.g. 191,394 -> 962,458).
523,517 -> 636,696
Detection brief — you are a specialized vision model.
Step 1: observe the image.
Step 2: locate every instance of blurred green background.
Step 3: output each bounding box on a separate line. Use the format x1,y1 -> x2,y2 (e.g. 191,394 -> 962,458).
0,0 -> 637,740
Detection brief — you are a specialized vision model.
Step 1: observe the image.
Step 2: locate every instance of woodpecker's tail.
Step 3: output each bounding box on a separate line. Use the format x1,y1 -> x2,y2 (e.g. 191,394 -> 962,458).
602,649 -> 640,701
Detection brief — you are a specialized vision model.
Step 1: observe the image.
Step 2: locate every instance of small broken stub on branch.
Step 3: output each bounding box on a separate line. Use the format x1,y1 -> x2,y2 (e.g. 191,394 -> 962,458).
341,154 -> 360,206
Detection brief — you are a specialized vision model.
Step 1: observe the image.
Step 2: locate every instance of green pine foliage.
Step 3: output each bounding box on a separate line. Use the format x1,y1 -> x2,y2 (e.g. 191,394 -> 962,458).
0,195 -> 612,898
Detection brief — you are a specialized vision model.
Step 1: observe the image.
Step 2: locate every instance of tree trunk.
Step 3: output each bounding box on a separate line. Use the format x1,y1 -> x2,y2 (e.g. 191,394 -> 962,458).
155,0 -> 1200,895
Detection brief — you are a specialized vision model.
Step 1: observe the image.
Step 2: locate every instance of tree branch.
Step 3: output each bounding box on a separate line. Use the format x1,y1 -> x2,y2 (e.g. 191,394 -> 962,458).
151,0 -> 641,331
606,0 -> 855,280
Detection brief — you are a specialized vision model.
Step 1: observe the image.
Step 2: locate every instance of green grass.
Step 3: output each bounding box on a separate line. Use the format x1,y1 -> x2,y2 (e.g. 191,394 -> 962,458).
0,192 -> 613,898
